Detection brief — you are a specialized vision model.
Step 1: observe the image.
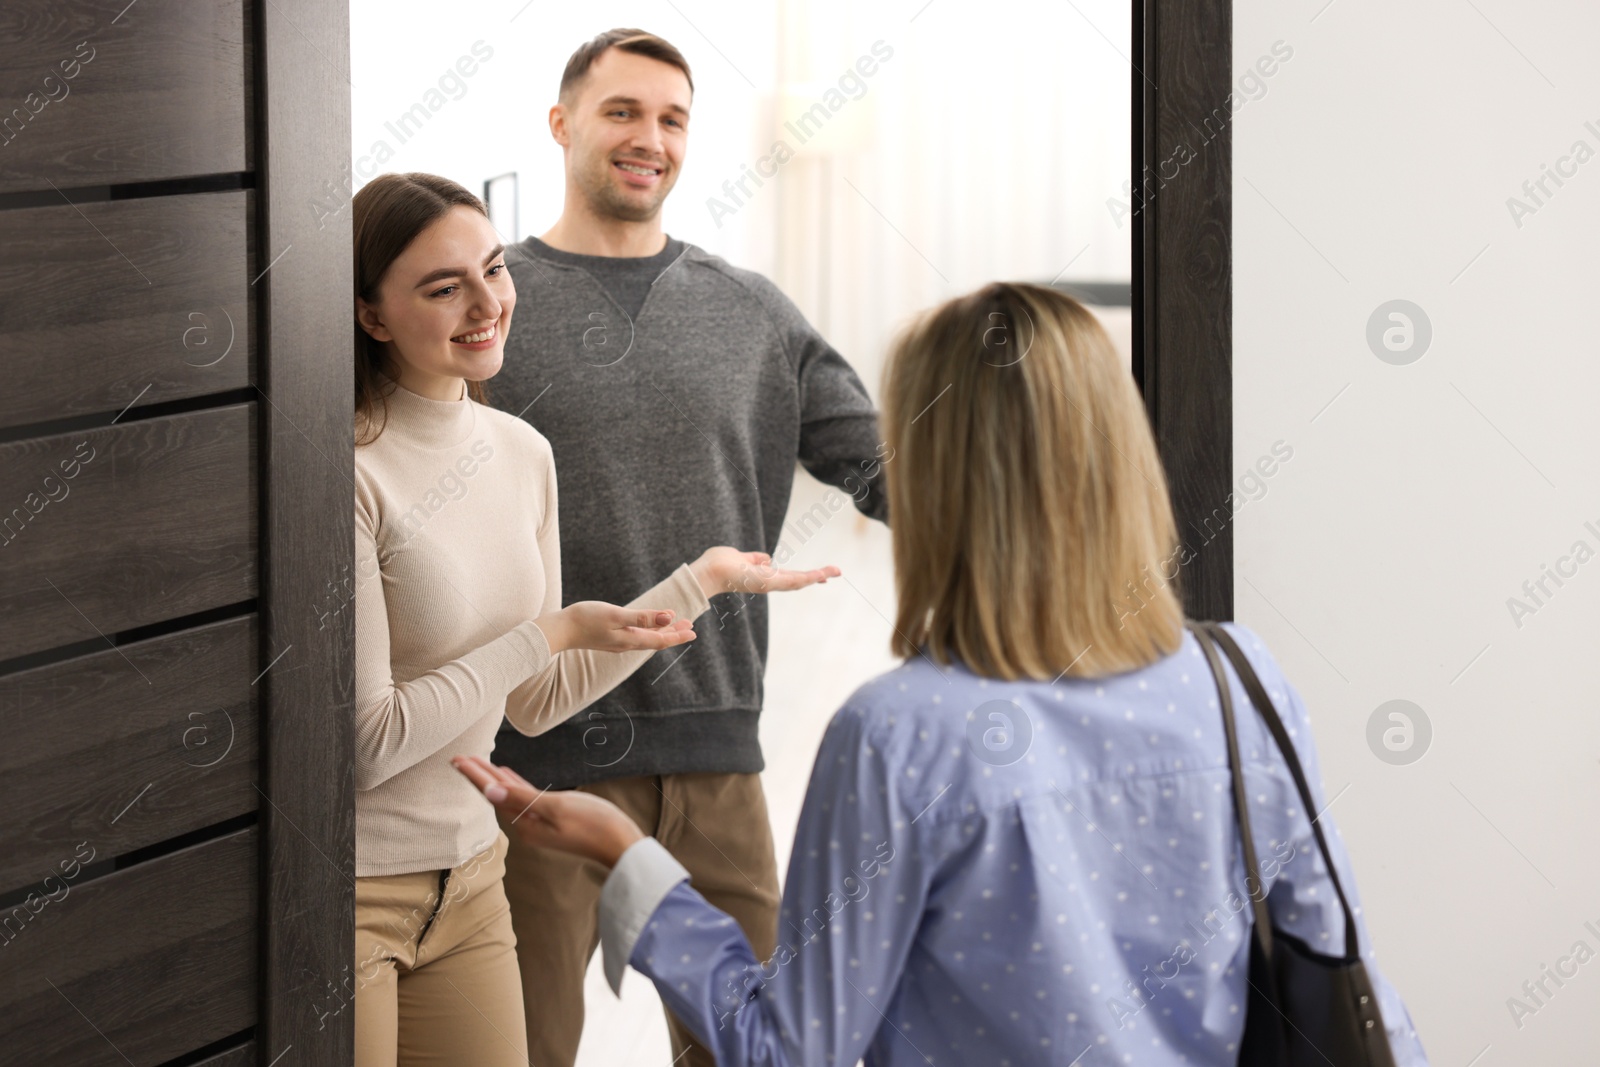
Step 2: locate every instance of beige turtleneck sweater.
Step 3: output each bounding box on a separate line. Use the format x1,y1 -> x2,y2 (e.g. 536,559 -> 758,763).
353,377 -> 712,876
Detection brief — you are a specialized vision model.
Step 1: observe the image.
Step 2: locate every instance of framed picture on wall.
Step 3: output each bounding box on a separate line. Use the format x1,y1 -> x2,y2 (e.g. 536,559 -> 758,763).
484,171 -> 518,241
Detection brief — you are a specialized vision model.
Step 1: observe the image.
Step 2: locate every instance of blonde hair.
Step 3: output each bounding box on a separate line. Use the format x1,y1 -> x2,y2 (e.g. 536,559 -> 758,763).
881,282 -> 1184,680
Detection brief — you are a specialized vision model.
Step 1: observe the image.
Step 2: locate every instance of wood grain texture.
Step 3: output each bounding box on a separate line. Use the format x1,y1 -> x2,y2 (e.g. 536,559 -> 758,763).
257,0 -> 356,1062
0,828 -> 256,1065
0,405 -> 257,659
0,0 -> 246,192
0,616 -> 258,892
1134,0 -> 1234,621
191,1043 -> 257,1067
0,190 -> 252,429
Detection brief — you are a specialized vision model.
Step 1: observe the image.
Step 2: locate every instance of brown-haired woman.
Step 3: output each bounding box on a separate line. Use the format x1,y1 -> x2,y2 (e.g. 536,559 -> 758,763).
457,282 -> 1429,1066
348,171 -> 838,1066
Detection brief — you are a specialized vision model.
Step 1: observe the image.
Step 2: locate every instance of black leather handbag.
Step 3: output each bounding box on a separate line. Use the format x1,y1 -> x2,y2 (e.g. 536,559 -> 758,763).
1188,621 -> 1398,1067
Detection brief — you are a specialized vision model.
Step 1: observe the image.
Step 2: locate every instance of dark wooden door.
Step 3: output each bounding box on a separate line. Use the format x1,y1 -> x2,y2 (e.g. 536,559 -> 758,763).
0,1 -> 354,1063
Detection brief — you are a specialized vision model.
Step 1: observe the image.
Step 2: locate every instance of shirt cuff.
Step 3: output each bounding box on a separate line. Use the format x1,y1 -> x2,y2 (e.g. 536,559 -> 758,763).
517,617 -> 553,668
599,836 -> 690,996
671,560 -> 714,619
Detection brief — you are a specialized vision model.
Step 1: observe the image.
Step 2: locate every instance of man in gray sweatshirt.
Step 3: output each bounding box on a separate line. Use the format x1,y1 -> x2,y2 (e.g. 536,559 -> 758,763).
487,28 -> 890,1067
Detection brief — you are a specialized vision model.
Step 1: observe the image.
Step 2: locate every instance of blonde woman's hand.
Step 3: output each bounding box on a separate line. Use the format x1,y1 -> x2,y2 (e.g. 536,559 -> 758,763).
690,547 -> 841,598
451,755 -> 643,868
534,602 -> 696,655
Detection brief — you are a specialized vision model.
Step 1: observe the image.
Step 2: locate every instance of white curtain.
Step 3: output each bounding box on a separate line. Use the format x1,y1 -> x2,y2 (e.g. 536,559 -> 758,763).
744,0 -> 1133,387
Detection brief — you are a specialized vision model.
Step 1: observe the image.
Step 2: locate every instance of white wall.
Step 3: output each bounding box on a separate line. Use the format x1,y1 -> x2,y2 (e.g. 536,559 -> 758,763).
1233,1 -> 1600,1063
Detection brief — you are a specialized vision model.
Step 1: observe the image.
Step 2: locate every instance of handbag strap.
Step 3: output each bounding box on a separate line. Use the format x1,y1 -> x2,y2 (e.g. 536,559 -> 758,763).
1186,621 -> 1274,962
1201,621 -> 1362,961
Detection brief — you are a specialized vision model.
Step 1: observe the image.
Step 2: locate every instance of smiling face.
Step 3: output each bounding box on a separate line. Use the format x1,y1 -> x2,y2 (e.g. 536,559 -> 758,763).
355,205 -> 515,399
556,47 -> 691,222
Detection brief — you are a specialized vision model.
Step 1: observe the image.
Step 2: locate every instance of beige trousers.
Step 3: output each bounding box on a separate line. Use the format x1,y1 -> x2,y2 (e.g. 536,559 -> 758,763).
353,828 -> 528,1067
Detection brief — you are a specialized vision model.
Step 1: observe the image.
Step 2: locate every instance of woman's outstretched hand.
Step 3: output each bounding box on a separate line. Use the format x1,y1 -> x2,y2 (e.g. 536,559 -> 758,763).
450,754 -> 643,868
535,602 -> 696,656
691,547 -> 841,598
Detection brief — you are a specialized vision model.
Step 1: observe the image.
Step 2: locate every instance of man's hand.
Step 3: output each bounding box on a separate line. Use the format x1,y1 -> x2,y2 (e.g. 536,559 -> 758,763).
451,754 -> 643,868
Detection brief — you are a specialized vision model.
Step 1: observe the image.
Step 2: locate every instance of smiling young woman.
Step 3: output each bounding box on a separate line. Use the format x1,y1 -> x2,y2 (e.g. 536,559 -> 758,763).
352,173 -> 509,434
345,171 -> 838,1066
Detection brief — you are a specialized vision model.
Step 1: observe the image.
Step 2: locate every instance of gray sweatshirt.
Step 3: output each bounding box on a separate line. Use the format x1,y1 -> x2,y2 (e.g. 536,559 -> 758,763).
489,235 -> 890,789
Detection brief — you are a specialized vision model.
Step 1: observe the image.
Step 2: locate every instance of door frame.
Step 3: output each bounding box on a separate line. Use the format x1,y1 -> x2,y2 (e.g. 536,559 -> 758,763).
258,0 -> 356,1061
1133,0 -> 1235,622
265,0 -> 1238,1056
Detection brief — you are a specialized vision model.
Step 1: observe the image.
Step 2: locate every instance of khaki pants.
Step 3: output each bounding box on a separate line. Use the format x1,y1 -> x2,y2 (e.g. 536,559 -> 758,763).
353,829 -> 528,1067
498,772 -> 781,1067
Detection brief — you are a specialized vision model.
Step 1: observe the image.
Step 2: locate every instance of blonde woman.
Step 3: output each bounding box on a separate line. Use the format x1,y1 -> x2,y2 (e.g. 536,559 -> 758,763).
457,282 -> 1429,1066
349,171 -> 837,1066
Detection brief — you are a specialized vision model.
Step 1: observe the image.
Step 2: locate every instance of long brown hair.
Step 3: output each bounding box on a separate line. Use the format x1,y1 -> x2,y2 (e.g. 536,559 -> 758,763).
353,172 -> 491,446
880,282 -> 1184,680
